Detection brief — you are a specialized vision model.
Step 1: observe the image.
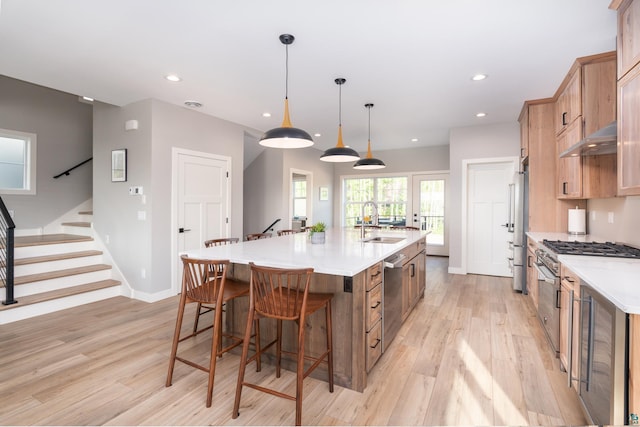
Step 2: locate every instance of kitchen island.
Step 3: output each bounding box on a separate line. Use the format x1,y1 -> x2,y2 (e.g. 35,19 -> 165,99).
183,227 -> 428,391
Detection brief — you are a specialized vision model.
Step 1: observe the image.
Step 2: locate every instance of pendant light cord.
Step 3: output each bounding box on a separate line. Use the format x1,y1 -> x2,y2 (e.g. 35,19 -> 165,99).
367,105 -> 371,140
338,82 -> 342,126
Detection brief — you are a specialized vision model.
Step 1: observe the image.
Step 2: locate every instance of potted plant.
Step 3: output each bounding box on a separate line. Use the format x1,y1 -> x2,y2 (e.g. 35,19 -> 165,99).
309,222 -> 326,244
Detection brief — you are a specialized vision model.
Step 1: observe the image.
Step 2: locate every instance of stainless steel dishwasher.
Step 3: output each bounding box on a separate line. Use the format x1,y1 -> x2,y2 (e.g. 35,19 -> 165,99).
383,253 -> 405,352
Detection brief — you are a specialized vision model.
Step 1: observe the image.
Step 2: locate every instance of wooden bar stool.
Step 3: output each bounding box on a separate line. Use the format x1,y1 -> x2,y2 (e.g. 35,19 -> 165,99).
193,237 -> 240,334
277,229 -> 298,236
166,255 -> 260,407
246,232 -> 272,240
233,262 -> 334,426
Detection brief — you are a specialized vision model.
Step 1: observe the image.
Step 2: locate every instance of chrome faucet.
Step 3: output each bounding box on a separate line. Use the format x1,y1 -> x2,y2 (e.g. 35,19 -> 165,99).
361,201 -> 379,240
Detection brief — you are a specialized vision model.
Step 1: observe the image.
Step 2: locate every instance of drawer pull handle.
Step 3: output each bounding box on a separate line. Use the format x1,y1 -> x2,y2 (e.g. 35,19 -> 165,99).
370,338 -> 381,349
370,301 -> 381,309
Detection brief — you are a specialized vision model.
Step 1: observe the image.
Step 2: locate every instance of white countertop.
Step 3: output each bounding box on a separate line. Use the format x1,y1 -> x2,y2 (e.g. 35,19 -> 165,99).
527,231 -> 640,314
182,227 -> 428,277
557,255 -> 640,314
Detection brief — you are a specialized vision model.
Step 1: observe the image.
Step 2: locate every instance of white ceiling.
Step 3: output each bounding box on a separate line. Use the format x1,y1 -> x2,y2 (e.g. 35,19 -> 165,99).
0,0 -> 617,160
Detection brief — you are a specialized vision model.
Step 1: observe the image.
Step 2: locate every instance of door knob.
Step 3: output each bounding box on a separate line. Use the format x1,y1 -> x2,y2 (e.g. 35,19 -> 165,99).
178,227 -> 192,233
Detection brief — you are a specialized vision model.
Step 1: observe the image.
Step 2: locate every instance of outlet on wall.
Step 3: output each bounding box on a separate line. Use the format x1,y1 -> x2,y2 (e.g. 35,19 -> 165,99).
141,268 -> 146,279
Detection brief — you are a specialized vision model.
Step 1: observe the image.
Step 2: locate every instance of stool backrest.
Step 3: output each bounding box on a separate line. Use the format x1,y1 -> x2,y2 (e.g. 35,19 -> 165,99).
277,229 -> 297,236
205,237 -> 239,247
249,262 -> 313,321
246,233 -> 272,241
181,255 -> 229,304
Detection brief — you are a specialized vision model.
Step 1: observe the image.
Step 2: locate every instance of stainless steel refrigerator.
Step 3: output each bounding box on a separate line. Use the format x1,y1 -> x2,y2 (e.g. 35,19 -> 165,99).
506,170 -> 528,292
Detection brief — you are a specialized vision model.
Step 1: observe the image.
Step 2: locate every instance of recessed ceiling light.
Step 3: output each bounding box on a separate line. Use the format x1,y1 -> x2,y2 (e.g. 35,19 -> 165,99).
82,96 -> 94,102
184,100 -> 202,108
166,74 -> 182,82
587,143 -> 597,147
411,138 -> 418,142
471,74 -> 487,81
262,112 -> 271,117
476,112 -> 487,117
314,133 -> 321,137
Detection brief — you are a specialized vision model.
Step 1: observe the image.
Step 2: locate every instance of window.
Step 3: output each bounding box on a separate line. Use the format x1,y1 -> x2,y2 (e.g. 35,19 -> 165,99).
292,176 -> 307,218
344,176 -> 407,227
0,128 -> 37,195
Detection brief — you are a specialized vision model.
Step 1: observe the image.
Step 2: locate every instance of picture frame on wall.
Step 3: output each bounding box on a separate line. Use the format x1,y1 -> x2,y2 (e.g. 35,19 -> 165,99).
319,186 -> 329,201
111,149 -> 127,182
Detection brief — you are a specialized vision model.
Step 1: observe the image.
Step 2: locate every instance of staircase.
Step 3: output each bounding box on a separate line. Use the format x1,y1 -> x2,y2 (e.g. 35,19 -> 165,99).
0,211 -> 123,324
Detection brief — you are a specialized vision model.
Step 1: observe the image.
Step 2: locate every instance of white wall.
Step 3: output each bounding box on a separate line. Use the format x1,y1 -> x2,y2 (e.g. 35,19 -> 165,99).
449,122 -> 520,273
0,76 -> 93,228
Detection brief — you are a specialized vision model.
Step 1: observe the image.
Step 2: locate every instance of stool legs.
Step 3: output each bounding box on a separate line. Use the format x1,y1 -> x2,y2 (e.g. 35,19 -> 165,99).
232,306 -> 256,419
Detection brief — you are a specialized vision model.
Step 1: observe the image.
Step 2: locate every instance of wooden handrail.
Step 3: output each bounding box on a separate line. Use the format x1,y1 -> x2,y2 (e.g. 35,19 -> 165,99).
53,157 -> 93,179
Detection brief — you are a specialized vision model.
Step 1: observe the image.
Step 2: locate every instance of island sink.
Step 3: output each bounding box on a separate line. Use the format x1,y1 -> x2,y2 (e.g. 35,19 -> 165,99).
362,236 -> 406,244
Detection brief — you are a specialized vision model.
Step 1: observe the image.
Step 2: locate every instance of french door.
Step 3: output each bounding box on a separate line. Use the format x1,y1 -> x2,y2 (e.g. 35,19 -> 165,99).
411,173 -> 448,256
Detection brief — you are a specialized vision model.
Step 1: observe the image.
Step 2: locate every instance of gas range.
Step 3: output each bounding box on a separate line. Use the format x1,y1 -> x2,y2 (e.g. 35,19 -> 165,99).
542,240 -> 640,259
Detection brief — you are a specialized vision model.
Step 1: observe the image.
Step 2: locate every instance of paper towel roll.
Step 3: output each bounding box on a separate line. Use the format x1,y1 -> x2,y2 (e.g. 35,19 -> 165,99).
568,208 -> 586,235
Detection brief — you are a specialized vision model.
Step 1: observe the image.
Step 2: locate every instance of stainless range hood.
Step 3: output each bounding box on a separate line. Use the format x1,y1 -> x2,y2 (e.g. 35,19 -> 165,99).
559,121 -> 617,158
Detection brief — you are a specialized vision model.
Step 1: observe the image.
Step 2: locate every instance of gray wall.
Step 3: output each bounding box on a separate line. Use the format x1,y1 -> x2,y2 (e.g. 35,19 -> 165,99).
587,196 -> 640,247
448,122 -> 520,272
0,76 -> 93,227
243,146 -> 334,234
93,99 -> 251,296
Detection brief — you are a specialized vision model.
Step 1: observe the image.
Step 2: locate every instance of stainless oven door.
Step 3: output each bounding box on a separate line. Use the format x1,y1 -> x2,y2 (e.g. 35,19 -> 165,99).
534,261 -> 560,354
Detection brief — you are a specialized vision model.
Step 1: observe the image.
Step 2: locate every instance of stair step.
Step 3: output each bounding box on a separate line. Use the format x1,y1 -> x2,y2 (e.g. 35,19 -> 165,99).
78,210 -> 93,215
61,221 -> 91,228
0,279 -> 121,311
15,234 -> 93,248
8,264 -> 112,287
15,250 -> 103,266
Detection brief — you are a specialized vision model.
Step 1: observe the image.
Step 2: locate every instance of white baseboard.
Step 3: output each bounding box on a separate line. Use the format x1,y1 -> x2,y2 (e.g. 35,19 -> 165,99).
131,288 -> 175,303
447,266 -> 466,275
14,228 -> 43,237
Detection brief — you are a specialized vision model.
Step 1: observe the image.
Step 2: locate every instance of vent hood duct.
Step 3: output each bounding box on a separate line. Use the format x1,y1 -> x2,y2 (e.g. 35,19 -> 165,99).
560,121 -> 617,158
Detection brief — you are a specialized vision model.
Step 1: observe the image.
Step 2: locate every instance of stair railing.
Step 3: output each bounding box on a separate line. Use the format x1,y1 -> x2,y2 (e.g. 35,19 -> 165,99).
0,196 -> 17,305
53,157 -> 93,179
262,218 -> 281,234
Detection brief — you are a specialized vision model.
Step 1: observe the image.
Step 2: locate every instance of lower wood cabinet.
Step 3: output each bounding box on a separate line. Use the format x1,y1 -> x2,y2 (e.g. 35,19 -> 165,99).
559,264 -> 580,390
402,248 -> 426,320
365,263 -> 383,372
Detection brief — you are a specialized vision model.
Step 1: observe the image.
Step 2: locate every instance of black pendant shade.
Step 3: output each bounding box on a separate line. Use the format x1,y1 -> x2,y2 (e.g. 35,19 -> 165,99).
320,78 -> 360,162
259,34 -> 313,149
354,103 -> 385,170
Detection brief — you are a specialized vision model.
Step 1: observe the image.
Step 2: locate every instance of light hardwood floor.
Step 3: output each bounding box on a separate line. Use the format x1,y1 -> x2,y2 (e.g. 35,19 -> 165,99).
0,257 -> 586,425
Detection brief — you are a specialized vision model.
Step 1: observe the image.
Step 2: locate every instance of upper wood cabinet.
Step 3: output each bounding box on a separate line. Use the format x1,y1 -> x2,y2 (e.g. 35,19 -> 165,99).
615,0 -> 640,79
554,53 -> 617,199
555,67 -> 582,136
613,0 -> 640,196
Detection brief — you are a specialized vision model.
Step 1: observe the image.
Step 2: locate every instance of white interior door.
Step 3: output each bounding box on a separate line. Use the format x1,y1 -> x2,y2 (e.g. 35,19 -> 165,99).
466,161 -> 515,277
173,149 -> 230,292
412,173 -> 449,256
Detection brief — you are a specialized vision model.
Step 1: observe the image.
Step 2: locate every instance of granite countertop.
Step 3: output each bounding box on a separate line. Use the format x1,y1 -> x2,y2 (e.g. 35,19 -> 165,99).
526,231 -> 640,314
182,227 -> 428,277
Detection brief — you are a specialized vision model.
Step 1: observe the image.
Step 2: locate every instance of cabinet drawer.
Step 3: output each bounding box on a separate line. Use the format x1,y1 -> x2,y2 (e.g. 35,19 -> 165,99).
365,320 -> 382,372
366,283 -> 382,332
367,262 -> 383,291
560,264 -> 580,290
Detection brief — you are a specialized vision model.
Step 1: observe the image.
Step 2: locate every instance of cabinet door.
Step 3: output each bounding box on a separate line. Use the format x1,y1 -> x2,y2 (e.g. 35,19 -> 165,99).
560,279 -> 571,372
618,62 -> 640,196
417,251 -> 426,298
557,118 -> 583,198
556,69 -> 582,135
618,0 -> 640,79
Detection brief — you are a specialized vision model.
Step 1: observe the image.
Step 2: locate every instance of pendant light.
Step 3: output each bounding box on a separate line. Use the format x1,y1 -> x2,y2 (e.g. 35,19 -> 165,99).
259,34 -> 313,149
320,78 -> 360,162
354,103 -> 386,170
